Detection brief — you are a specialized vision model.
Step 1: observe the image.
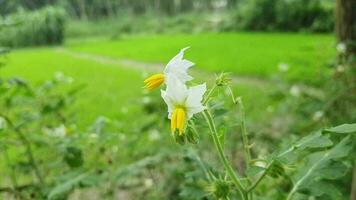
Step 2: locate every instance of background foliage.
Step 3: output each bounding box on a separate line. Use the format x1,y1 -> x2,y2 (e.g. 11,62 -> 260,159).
0,6 -> 65,47
0,0 -> 355,199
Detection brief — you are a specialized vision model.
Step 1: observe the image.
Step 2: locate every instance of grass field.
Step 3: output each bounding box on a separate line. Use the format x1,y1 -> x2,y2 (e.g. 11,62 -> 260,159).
67,32 -> 335,84
1,32 -> 335,129
1,48 -> 143,128
1,48 -> 273,129
2,31 -> 349,200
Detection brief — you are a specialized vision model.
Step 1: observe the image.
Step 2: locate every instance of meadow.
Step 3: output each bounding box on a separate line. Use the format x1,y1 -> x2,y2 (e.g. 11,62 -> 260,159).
2,0 -> 356,198
4,31 -> 355,200
1,32 -> 335,129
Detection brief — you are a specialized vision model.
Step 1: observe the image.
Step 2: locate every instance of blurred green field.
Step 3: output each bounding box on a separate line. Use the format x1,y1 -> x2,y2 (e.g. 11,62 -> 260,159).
67,32 -> 335,84
1,43 -> 276,129
1,0 -> 354,198
2,32 -> 335,128
1,48 -> 143,128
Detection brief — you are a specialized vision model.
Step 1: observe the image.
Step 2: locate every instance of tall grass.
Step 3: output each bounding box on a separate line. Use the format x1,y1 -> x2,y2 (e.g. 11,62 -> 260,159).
0,6 -> 66,47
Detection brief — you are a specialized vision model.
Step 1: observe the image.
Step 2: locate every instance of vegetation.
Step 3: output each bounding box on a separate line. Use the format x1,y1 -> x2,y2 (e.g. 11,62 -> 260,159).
0,6 -> 66,47
66,33 -> 334,84
0,0 -> 355,199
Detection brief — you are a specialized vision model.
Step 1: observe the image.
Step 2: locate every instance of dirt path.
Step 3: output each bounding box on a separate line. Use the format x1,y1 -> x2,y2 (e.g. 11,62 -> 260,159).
55,48 -> 271,87
55,48 -> 323,97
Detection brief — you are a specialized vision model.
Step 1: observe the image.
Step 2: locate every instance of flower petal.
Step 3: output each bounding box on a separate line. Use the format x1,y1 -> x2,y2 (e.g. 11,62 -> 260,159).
164,47 -> 194,83
161,75 -> 189,118
161,90 -> 174,119
165,74 -> 188,105
185,83 -> 207,118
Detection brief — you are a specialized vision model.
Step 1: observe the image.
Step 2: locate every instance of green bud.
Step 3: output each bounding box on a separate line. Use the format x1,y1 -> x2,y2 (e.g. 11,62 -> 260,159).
268,160 -> 285,178
215,72 -> 232,87
186,125 -> 199,144
173,130 -> 186,145
206,178 -> 231,199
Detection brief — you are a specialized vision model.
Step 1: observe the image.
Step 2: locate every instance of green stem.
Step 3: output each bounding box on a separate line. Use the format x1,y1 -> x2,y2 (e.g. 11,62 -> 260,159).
203,84 -> 217,105
236,97 -> 252,167
203,109 -> 248,200
0,114 -> 44,185
247,161 -> 274,192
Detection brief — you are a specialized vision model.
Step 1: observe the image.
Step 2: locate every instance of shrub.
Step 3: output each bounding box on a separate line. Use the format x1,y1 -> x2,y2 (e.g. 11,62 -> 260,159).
235,0 -> 334,32
0,6 -> 66,47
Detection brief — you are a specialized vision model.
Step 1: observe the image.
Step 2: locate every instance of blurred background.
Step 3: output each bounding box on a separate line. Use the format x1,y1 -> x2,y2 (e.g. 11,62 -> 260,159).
0,0 -> 355,199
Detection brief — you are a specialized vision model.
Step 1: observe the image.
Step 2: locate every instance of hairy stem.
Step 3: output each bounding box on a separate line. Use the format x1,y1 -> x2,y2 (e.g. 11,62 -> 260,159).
236,97 -> 252,168
203,109 -> 248,200
203,84 -> 217,105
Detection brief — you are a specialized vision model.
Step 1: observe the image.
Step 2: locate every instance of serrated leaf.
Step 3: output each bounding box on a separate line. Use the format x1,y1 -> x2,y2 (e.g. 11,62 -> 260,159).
323,123 -> 356,134
294,132 -> 333,150
312,161 -> 349,180
299,181 -> 342,200
277,132 -> 333,163
288,136 -> 352,199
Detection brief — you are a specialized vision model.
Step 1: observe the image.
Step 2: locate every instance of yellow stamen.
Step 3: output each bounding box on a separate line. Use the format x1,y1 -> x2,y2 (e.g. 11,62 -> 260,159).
144,73 -> 165,91
171,107 -> 186,135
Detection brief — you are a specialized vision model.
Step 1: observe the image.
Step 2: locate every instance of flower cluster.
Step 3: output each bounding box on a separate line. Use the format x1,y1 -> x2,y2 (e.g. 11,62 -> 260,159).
144,48 -> 206,137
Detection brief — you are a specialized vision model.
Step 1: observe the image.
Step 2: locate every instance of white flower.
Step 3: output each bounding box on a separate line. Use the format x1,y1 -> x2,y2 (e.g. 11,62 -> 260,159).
44,124 -> 66,138
144,47 -> 194,90
336,65 -> 345,73
89,133 -> 98,139
278,63 -> 289,72
144,178 -> 154,188
164,47 -> 194,83
336,43 -> 346,54
0,117 -> 7,131
148,129 -> 161,141
290,85 -> 301,97
312,111 -> 324,121
161,76 -> 206,135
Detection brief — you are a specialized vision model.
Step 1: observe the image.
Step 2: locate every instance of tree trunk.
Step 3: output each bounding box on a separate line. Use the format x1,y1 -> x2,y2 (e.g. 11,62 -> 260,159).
336,2 -> 356,200
352,162 -> 356,200
335,0 -> 356,56
78,0 -> 87,20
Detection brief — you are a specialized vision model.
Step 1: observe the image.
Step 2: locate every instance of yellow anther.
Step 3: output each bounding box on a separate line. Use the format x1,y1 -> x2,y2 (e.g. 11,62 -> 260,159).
144,73 -> 165,91
171,107 -> 186,135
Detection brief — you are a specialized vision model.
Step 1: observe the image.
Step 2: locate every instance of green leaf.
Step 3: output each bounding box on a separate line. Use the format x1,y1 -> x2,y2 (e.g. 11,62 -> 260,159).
294,131 -> 333,150
288,136 -> 352,199
323,123 -> 356,134
299,181 -> 342,200
277,131 -> 333,163
311,161 -> 349,180
48,172 -> 89,200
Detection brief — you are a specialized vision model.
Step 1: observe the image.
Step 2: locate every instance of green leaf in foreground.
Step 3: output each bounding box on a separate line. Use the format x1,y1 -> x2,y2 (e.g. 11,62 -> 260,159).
323,123 -> 356,134
276,131 -> 333,163
287,136 -> 352,200
48,171 -> 90,200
